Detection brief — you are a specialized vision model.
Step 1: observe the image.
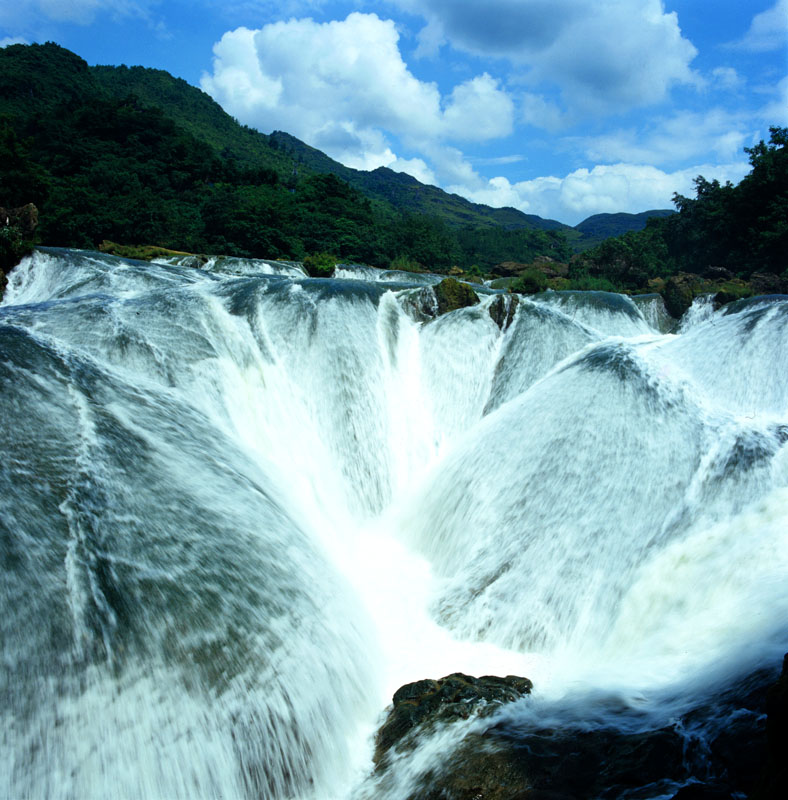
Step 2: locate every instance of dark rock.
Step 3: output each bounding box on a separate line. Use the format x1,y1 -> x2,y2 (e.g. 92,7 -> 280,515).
662,273 -> 697,318
0,203 -> 38,237
488,294 -> 520,330
0,203 -> 38,287
670,782 -> 734,799
749,272 -> 788,296
702,266 -> 734,281
492,261 -> 528,278
751,653 -> 788,799
374,673 -> 532,766
370,663 -> 780,800
433,278 -> 480,315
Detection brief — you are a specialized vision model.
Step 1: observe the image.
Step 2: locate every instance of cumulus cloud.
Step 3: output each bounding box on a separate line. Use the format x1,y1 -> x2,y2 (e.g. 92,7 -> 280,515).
392,0 -> 698,113
201,12 -> 514,169
729,0 -> 788,52
447,161 -> 751,226
578,110 -> 755,167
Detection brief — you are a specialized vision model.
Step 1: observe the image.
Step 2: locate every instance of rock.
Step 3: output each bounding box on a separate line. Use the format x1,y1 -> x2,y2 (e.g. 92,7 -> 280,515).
0,203 -> 38,288
370,664 -> 779,800
374,673 -> 532,766
662,273 -> 697,318
433,278 -> 480,315
749,272 -> 788,296
492,261 -> 528,278
488,294 -> 520,330
0,203 -> 38,237
702,266 -> 734,281
670,782 -> 734,799
751,653 -> 788,799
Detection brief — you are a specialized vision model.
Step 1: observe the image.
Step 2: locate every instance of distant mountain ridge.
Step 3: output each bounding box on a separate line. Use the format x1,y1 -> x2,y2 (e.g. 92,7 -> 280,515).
575,210 -> 675,246
92,64 -> 581,234
0,41 -> 676,264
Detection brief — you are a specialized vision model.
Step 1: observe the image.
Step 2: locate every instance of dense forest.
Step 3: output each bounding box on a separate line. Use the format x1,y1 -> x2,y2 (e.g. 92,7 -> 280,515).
1,42 -> 785,300
0,43 -> 571,273
575,127 -> 788,295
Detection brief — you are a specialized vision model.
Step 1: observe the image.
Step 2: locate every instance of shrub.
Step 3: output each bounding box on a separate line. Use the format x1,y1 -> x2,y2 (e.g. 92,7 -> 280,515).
510,268 -> 548,294
303,251 -> 337,278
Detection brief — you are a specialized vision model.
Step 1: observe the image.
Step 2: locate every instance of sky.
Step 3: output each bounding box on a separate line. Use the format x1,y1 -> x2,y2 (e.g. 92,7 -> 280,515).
1,2 -> 787,225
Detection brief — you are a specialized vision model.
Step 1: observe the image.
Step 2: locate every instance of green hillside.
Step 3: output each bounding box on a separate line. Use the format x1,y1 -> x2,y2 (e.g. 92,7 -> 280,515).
0,42 -> 575,270
574,210 -> 675,249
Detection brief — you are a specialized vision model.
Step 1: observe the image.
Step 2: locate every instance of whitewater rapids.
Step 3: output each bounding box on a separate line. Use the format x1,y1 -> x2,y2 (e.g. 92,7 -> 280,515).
1,249 -> 786,799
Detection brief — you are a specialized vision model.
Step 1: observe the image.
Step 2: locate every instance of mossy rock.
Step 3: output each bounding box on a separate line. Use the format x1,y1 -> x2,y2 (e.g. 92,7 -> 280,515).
713,280 -> 754,308
662,274 -> 696,318
302,251 -> 337,278
433,277 -> 479,315
488,294 -> 519,330
374,673 -> 532,766
98,240 -> 204,263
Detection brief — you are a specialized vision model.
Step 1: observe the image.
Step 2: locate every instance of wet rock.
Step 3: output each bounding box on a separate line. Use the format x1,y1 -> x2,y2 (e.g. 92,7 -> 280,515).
371,663 -> 780,800
749,272 -> 788,296
670,782 -> 734,799
0,203 -> 38,292
374,673 -> 532,766
702,266 -> 734,281
751,653 -> 788,799
0,203 -> 38,237
662,273 -> 699,319
488,294 -> 520,330
433,277 -> 480,315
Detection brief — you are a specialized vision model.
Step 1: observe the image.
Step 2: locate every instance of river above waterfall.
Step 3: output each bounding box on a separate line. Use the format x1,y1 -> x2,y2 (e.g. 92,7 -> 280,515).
2,248 -> 787,799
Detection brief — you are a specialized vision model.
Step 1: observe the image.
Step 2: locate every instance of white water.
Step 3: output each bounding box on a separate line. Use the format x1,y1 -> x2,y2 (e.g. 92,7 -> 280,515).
1,249 -> 786,799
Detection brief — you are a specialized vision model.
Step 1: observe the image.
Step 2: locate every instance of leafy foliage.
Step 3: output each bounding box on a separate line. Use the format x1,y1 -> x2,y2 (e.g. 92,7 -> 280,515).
579,127 -> 788,289
303,251 -> 338,278
0,42 -> 583,272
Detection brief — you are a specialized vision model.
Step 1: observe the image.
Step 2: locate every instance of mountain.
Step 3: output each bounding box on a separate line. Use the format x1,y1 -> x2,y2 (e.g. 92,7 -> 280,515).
0,42 -> 576,270
91,63 -> 572,234
574,210 -> 675,247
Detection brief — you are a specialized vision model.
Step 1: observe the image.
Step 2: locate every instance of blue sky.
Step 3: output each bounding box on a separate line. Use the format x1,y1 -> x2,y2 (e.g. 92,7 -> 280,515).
2,1 -> 786,225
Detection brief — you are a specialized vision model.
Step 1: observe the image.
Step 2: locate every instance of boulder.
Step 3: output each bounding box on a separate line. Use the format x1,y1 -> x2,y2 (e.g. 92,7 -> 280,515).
433,277 -> 480,315
488,294 -> 520,331
0,203 -> 38,288
370,662 -> 779,800
662,273 -> 697,318
751,653 -> 788,799
374,673 -> 532,766
749,272 -> 788,296
0,203 -> 38,236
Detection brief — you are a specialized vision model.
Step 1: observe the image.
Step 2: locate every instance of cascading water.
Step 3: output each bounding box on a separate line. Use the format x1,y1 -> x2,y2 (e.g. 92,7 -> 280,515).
1,248 -> 786,799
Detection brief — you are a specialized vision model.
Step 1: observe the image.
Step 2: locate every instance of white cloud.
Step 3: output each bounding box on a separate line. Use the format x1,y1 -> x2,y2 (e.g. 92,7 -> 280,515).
521,92 -> 567,132
710,67 -> 743,91
578,110 -> 755,167
201,12 -> 514,169
388,156 -> 437,184
391,0 -> 699,114
447,161 -> 751,226
0,1 -> 156,31
443,73 -> 514,140
730,0 -> 788,52
759,75 -> 788,125
0,36 -> 28,47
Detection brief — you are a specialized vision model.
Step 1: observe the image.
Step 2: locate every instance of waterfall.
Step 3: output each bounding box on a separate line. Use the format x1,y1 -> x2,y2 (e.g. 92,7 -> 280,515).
2,248 -> 786,799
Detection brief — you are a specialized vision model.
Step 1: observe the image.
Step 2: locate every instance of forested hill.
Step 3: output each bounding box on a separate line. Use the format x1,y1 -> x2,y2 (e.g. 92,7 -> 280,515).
1,41 -> 598,270
3,41 -> 782,303
575,210 -> 674,248
91,63 -> 571,233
